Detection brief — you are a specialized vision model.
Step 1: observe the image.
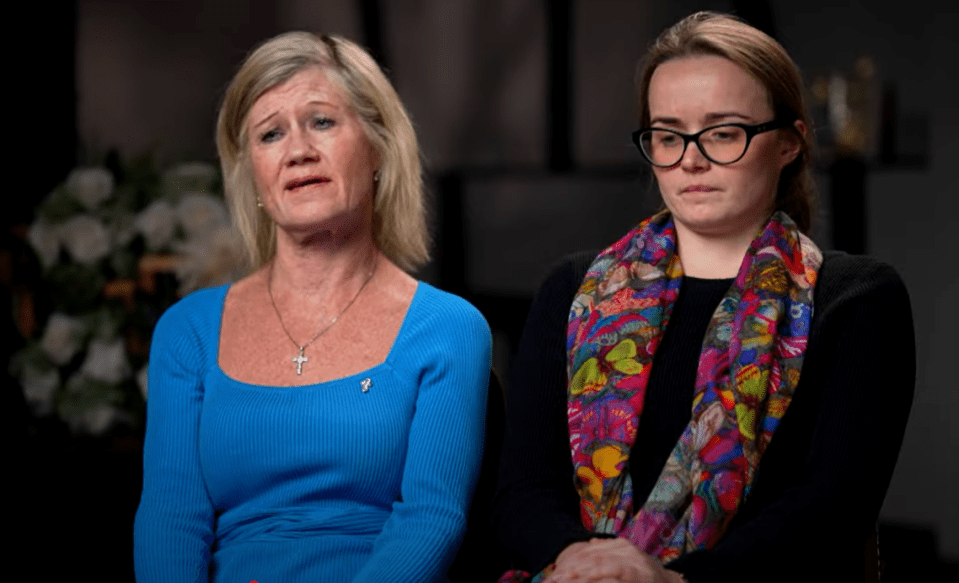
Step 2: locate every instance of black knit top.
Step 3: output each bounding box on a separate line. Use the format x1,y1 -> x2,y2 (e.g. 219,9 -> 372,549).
491,250 -> 915,582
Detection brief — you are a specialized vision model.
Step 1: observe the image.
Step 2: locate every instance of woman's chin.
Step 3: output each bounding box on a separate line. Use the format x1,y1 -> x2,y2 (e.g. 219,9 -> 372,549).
276,214 -> 370,248
672,210 -> 766,241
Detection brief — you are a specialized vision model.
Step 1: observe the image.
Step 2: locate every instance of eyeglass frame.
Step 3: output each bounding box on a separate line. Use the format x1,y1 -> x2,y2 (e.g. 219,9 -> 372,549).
631,118 -> 795,167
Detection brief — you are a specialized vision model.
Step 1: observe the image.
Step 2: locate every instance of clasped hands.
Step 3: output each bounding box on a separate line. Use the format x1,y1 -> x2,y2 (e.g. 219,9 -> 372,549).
542,538 -> 686,583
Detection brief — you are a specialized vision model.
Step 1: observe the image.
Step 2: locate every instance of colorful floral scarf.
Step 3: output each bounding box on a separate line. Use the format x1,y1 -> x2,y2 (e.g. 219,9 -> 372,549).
500,211 -> 821,582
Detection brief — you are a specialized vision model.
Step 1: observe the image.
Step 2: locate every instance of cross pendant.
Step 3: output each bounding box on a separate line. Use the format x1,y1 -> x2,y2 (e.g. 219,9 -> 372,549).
292,346 -> 308,375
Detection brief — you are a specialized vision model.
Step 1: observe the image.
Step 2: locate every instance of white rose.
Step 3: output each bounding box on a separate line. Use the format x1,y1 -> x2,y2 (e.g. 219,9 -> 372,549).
20,364 -> 60,416
176,192 -> 229,240
67,405 -> 129,436
80,338 -> 130,384
164,162 -> 217,193
39,313 -> 86,365
174,227 -> 245,294
27,219 -> 62,269
134,199 -> 177,250
59,214 -> 111,264
136,364 -> 149,399
66,167 -> 114,209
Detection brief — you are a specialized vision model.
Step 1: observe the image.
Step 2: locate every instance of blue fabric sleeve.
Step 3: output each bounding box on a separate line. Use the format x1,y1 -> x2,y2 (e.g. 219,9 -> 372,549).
134,293 -> 218,583
352,290 -> 492,582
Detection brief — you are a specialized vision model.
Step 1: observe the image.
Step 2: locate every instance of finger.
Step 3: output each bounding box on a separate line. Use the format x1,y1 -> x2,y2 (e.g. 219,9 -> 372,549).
545,562 -> 583,583
556,541 -> 592,563
578,575 -> 621,583
569,555 -> 622,581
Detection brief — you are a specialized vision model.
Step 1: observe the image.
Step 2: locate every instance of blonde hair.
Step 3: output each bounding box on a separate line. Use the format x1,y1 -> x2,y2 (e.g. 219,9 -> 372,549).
637,12 -> 816,232
216,32 -> 429,271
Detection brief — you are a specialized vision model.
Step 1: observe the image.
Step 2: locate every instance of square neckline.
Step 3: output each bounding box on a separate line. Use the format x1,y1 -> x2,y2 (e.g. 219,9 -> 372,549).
213,281 -> 423,389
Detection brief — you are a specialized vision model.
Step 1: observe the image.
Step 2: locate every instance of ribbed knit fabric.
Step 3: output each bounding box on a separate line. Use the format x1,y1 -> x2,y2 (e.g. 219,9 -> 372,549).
492,250 -> 915,582
134,282 -> 492,583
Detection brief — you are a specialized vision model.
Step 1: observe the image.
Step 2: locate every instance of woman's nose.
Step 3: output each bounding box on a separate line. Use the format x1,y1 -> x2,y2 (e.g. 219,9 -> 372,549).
680,140 -> 710,171
285,129 -> 319,166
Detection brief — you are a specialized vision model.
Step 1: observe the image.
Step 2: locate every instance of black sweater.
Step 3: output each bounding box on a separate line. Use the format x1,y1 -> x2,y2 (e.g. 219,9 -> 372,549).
491,250 -> 915,582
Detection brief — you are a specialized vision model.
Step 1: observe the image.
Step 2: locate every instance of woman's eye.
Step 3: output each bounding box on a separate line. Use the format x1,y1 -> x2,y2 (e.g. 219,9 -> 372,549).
658,134 -> 680,147
311,116 -> 335,130
260,129 -> 282,143
705,128 -> 740,142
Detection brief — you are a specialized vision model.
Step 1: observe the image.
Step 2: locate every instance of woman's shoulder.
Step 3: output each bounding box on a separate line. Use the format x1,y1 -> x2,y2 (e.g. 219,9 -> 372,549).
532,250 -> 600,306
551,250 -> 600,282
815,250 -> 911,309
153,283 -> 230,342
386,282 -> 492,379
411,282 -> 490,337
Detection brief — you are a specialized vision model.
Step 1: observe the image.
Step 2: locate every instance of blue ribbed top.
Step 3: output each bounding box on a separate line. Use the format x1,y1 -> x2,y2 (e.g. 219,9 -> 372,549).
134,282 -> 492,583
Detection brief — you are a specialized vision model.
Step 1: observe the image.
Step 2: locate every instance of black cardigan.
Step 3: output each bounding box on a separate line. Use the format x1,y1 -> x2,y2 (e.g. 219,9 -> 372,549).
491,250 -> 915,582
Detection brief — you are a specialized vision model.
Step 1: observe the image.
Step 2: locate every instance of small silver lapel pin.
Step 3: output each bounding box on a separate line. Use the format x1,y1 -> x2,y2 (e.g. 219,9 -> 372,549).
360,378 -> 372,393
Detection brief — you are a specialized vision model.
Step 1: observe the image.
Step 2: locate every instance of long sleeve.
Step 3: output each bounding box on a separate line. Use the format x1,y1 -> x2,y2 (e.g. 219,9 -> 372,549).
491,252 -> 599,573
351,290 -> 492,582
669,254 -> 916,582
134,291 -> 219,583
492,251 -> 916,582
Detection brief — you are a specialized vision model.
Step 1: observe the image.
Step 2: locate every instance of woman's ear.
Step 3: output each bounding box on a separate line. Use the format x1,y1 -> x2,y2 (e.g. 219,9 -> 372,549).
779,120 -> 806,168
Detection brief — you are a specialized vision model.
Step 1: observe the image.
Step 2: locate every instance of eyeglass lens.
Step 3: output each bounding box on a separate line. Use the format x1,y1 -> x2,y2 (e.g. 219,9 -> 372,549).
640,125 -> 749,166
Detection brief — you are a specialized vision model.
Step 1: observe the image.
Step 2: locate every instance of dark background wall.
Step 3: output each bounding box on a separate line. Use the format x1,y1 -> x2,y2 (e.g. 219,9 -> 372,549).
11,0 -> 956,578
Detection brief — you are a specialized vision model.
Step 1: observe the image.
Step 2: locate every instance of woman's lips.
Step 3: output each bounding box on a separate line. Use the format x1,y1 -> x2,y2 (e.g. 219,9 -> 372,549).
681,185 -> 718,193
285,176 -> 330,190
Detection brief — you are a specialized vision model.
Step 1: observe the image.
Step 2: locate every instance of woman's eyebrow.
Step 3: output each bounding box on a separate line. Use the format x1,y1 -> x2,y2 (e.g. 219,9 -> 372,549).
305,98 -> 337,109
250,110 -> 280,129
249,99 -> 339,129
649,112 -> 753,127
704,111 -> 751,122
649,115 -> 681,126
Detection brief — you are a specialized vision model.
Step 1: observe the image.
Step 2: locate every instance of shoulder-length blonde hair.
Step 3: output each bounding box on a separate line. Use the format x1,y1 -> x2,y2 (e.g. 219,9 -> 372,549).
216,32 -> 429,272
637,12 -> 816,233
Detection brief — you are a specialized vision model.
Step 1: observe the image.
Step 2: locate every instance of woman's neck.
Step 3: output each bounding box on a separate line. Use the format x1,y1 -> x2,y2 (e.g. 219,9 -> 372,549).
674,222 -> 760,279
268,232 -> 380,302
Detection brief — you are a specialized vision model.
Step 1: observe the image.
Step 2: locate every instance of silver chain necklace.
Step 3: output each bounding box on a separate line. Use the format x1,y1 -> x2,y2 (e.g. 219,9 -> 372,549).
267,255 -> 378,375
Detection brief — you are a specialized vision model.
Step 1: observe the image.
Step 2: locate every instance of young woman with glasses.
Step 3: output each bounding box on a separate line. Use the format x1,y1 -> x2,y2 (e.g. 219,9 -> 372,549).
492,12 -> 914,583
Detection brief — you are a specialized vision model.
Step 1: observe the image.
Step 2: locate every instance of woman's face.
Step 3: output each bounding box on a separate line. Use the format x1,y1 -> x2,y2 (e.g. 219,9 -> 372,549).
647,55 -> 801,241
247,66 -> 378,242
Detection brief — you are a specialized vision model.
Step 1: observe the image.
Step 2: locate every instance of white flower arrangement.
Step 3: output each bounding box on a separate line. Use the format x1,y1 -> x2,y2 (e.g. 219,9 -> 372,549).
39,312 -> 87,366
27,219 -> 62,269
176,192 -> 230,239
80,338 -> 131,384
173,225 -> 244,296
135,365 -> 149,399
134,199 -> 177,251
66,167 -> 115,209
19,363 -> 60,417
11,156 -> 245,436
61,214 -> 113,264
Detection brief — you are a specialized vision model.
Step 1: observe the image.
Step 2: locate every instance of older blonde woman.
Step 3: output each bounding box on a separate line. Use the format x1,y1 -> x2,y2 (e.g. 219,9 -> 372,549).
134,33 -> 491,583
